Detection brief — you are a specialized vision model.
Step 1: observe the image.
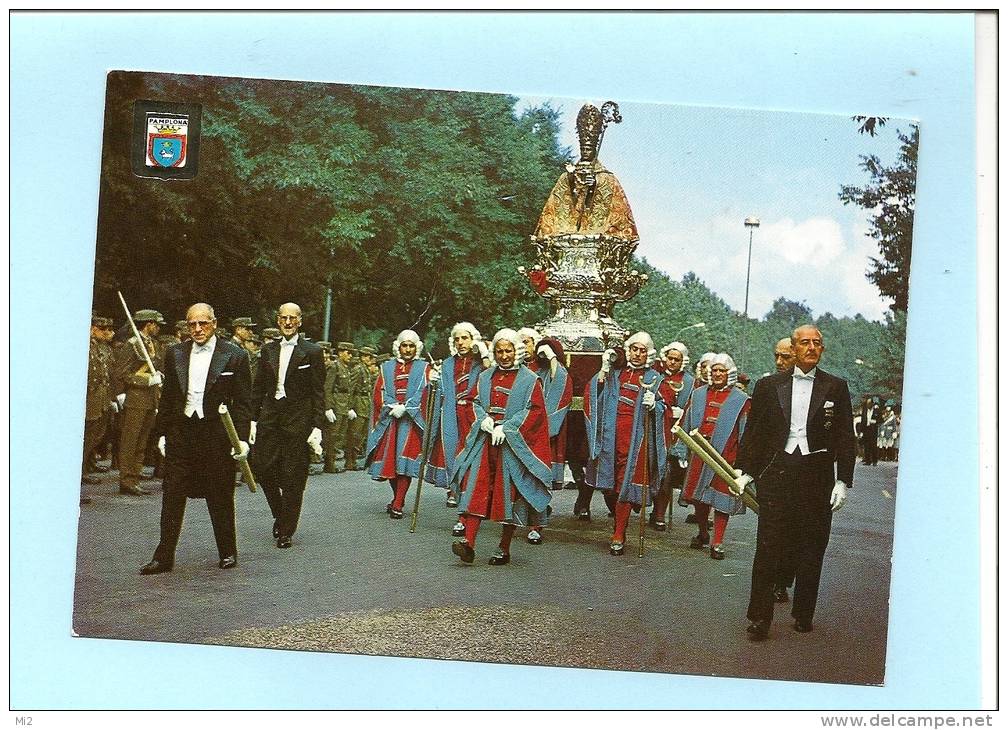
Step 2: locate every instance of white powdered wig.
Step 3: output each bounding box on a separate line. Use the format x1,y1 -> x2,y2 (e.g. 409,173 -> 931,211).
624,331 -> 657,368
516,327 -> 542,363
491,327 -> 525,366
660,341 -> 691,371
709,352 -> 738,388
392,329 -> 423,361
448,321 -> 483,356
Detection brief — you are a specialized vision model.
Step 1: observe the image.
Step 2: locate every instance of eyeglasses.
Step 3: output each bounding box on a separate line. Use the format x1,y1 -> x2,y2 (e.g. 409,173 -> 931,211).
278,315 -> 300,323
187,320 -> 215,329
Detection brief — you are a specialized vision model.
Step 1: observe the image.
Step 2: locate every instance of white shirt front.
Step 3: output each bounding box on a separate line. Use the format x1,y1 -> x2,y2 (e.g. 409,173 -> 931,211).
275,336 -> 298,400
184,335 -> 217,419
785,366 -> 818,455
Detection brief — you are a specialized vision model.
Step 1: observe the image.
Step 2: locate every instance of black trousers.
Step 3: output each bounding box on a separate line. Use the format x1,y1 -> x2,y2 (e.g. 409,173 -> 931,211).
747,450 -> 834,625
253,429 -> 310,539
862,428 -> 879,465
153,414 -> 237,564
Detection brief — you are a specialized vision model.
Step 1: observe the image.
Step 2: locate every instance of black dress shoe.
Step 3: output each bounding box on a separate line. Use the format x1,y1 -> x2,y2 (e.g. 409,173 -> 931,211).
774,586 -> 790,603
276,536 -> 292,549
446,495 -> 458,508
689,534 -> 710,549
526,530 -> 543,545
575,510 -> 591,522
389,508 -> 404,519
648,514 -> 667,532
218,556 -> 237,569
119,484 -> 150,496
451,521 -> 466,537
793,619 -> 813,633
452,539 -> 475,564
710,544 -> 726,560
746,620 -> 770,641
140,559 -> 172,575
685,513 -> 697,524
609,541 -> 625,556
488,550 -> 510,565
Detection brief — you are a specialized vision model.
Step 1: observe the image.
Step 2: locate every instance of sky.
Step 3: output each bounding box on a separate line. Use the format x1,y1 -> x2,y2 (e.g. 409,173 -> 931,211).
517,95 -> 917,323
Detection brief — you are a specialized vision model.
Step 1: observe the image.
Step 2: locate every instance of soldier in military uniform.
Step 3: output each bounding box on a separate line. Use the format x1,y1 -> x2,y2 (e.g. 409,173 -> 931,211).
349,346 -> 376,469
323,342 -> 356,473
81,315 -> 117,502
230,317 -> 257,349
175,320 -> 190,344
112,309 -> 166,496
243,331 -> 263,383
262,327 -> 282,344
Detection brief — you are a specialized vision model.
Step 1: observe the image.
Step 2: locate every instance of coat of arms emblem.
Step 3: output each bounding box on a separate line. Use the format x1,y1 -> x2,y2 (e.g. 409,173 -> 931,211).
145,113 -> 189,168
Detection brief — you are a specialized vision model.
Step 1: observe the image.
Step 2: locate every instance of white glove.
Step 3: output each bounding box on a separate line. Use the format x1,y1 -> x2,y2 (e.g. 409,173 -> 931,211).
537,344 -> 557,361
491,425 -> 506,446
670,406 -> 684,419
109,399 -> 120,414
600,348 -> 616,375
830,481 -> 848,512
390,403 -> 406,419
678,458 -> 688,469
248,421 -> 257,445
480,416 -> 495,434
307,427 -> 324,456
642,390 -> 656,410
730,468 -> 753,497
427,363 -> 441,383
157,436 -> 166,457
116,393 -> 126,409
148,371 -> 163,387
347,409 -> 358,420
325,409 -> 336,423
475,341 -> 490,359
231,440 -> 250,461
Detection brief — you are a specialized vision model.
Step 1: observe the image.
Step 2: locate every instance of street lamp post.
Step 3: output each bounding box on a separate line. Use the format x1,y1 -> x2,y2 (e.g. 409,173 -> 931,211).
741,216 -> 760,370
673,322 -> 705,340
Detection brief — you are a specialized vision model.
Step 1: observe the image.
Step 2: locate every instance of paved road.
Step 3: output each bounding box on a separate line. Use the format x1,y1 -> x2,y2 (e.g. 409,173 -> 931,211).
73,460 -> 898,685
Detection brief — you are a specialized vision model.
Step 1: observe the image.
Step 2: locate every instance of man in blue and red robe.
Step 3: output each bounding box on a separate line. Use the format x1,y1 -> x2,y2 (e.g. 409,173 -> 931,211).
678,353 -> 751,559
427,321 -> 491,536
517,328 -> 572,545
365,329 -> 431,519
450,329 -> 553,566
650,341 -> 694,530
584,331 -> 668,556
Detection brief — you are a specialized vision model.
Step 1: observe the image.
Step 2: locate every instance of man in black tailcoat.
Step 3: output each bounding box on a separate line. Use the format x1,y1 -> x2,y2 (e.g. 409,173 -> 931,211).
249,302 -> 326,549
733,324 -> 857,640
141,303 -> 252,575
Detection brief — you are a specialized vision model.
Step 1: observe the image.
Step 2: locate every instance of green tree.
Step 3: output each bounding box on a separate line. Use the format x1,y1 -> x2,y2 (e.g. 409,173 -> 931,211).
839,126 -> 919,313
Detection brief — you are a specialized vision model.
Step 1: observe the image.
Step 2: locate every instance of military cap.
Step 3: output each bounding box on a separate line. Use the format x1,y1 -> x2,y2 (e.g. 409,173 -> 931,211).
246,332 -> 263,344
91,315 -> 113,328
133,309 -> 166,325
262,327 -> 282,341
230,316 -> 257,329
377,353 -> 392,363
360,346 -> 377,356
317,340 -> 333,351
337,341 -> 355,352
175,319 -> 188,330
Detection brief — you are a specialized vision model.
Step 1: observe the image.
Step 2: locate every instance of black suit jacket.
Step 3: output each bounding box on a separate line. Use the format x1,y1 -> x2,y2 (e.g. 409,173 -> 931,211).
736,367 -> 857,488
154,338 -> 253,452
251,336 -> 326,437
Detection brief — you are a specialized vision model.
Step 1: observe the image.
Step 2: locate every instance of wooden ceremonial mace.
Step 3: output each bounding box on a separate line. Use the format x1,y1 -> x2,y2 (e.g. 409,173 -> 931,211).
410,366 -> 440,534
219,404 -> 256,493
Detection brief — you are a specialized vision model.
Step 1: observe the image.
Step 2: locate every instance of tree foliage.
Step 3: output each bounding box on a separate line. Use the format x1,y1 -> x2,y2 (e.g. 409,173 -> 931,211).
839,125 -> 918,314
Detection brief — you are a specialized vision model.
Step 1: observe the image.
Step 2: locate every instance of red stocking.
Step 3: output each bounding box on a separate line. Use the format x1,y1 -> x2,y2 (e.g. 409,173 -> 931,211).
391,477 -> 411,511
612,501 -> 633,543
712,510 -> 729,545
463,514 -> 481,548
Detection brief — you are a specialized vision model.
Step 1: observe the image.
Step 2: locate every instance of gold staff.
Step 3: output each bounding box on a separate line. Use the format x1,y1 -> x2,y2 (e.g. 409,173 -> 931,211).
218,404 -> 256,492
672,426 -> 758,513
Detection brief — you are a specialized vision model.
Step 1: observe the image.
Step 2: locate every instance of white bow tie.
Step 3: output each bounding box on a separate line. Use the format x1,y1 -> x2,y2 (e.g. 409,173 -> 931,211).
194,343 -> 212,354
281,339 -> 298,348
793,370 -> 815,381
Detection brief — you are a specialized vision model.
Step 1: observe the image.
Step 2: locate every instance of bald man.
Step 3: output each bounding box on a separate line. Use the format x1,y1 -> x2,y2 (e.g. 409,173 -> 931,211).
249,303 -> 326,548
774,337 -> 796,373
734,325 -> 856,640
141,303 -> 252,574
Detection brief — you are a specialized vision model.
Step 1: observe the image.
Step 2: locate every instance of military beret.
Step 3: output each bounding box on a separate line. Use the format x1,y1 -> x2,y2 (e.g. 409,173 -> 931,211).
360,346 -> 377,356
337,341 -> 355,351
91,315 -> 113,328
133,309 -> 166,325
230,316 -> 257,329
317,341 -> 332,351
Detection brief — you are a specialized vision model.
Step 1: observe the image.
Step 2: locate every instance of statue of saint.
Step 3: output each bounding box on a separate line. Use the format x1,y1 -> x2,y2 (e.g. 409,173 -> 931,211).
533,102 -> 639,242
